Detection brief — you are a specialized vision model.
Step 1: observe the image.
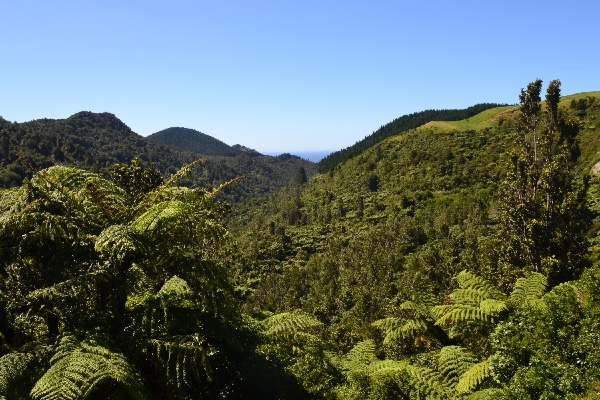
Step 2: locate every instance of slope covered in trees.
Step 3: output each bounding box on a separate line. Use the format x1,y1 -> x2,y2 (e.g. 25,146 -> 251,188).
318,103 -> 510,173
227,83 -> 600,398
148,127 -> 244,157
0,112 -> 317,202
2,82 -> 600,399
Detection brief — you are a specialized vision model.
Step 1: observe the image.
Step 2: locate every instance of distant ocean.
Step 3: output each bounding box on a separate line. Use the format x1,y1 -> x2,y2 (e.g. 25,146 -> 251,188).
265,151 -> 333,163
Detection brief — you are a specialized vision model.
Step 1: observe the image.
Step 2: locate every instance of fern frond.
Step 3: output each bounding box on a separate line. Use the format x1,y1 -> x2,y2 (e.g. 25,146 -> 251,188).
434,304 -> 496,326
399,299 -> 433,314
131,200 -> 230,248
478,299 -> 508,316
205,176 -> 246,200
0,343 -> 53,399
94,224 -> 150,261
434,271 -> 507,327
367,359 -> 407,374
437,346 -> 477,386
25,267 -> 107,308
369,360 -> 452,400
125,264 -> 154,310
149,335 -> 213,390
449,288 -> 488,306
261,311 -> 322,342
508,272 -> 547,309
336,340 -> 377,373
456,357 -> 492,394
135,160 -> 204,209
30,336 -> 148,400
132,200 -> 191,233
373,317 -> 429,345
371,317 -> 403,331
455,270 -> 505,300
157,276 -> 197,309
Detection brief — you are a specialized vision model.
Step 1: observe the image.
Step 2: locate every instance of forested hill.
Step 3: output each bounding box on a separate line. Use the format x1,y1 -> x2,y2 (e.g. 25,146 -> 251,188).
148,127 -> 246,156
0,111 -> 317,201
226,89 -> 600,397
318,102 -> 509,172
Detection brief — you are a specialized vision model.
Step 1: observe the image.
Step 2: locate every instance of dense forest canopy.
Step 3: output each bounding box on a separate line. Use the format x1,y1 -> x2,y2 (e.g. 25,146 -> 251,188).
0,112 -> 316,203
2,82 -> 600,399
317,103 -> 509,173
148,127 -> 244,157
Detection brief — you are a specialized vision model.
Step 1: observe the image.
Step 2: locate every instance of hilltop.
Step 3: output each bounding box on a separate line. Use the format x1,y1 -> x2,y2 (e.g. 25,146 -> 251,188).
0,112 -> 317,202
317,102 -> 509,173
148,127 -> 246,157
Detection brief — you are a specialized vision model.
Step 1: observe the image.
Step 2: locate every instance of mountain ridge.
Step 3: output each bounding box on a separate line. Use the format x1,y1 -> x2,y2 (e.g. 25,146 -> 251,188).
0,112 -> 317,202
148,127 -> 245,157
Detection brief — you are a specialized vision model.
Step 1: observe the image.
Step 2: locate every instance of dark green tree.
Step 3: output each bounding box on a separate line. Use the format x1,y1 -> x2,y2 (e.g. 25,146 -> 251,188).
497,79 -> 589,286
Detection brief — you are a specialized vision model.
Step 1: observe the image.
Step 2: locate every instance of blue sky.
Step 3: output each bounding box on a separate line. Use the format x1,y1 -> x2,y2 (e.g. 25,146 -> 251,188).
1,1 -> 598,152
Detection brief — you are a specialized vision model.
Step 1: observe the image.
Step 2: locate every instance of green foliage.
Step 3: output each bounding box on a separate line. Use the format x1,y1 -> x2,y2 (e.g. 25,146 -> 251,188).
109,157 -> 163,205
455,357 -> 492,395
507,272 -> 547,309
0,161 -> 246,399
489,266 -> 600,399
261,311 -> 323,342
318,103 -> 509,173
0,112 -> 317,203
30,336 -> 148,400
433,271 -> 507,328
0,342 -> 54,399
497,79 -> 590,286
2,84 -> 600,398
148,127 -> 242,156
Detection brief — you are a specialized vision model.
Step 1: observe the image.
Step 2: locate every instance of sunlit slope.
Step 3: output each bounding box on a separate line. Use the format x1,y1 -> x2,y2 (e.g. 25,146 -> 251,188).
421,92 -> 600,133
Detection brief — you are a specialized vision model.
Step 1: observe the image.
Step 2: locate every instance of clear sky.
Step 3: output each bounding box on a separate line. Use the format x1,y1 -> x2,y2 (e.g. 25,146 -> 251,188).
1,1 -> 599,153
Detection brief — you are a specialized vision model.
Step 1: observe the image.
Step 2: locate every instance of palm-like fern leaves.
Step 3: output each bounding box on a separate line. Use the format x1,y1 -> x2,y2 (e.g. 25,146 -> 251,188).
0,343 -> 54,399
0,161 -> 239,399
507,272 -> 547,309
372,300 -> 435,347
437,346 -> 478,387
329,339 -> 378,375
260,311 -> 323,342
433,271 -> 507,327
455,356 -> 492,395
368,359 -> 453,400
30,336 -> 148,400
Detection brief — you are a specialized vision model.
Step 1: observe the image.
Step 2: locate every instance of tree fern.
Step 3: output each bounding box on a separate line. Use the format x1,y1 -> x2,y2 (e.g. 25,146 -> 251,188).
0,161 -> 242,398
260,311 -> 323,342
434,271 -> 507,327
331,339 -> 377,374
437,346 -> 478,387
369,359 -> 453,399
0,343 -> 53,399
94,224 -> 150,261
30,336 -> 148,400
507,272 -> 547,309
455,356 -> 492,395
148,335 -> 214,391
373,300 -> 446,347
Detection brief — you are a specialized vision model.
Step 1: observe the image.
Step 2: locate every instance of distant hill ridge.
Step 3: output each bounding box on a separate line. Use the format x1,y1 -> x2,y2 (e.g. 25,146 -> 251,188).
317,103 -> 509,172
0,112 -> 317,203
148,127 -> 247,157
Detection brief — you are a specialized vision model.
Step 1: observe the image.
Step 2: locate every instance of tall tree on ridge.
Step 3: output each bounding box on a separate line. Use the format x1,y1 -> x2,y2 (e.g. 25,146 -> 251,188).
498,79 -> 589,286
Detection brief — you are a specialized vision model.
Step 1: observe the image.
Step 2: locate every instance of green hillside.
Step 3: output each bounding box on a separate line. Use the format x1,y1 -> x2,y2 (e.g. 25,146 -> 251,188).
317,103 -> 509,173
148,127 -> 243,156
4,83 -> 600,399
227,84 -> 600,397
0,111 -> 317,202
